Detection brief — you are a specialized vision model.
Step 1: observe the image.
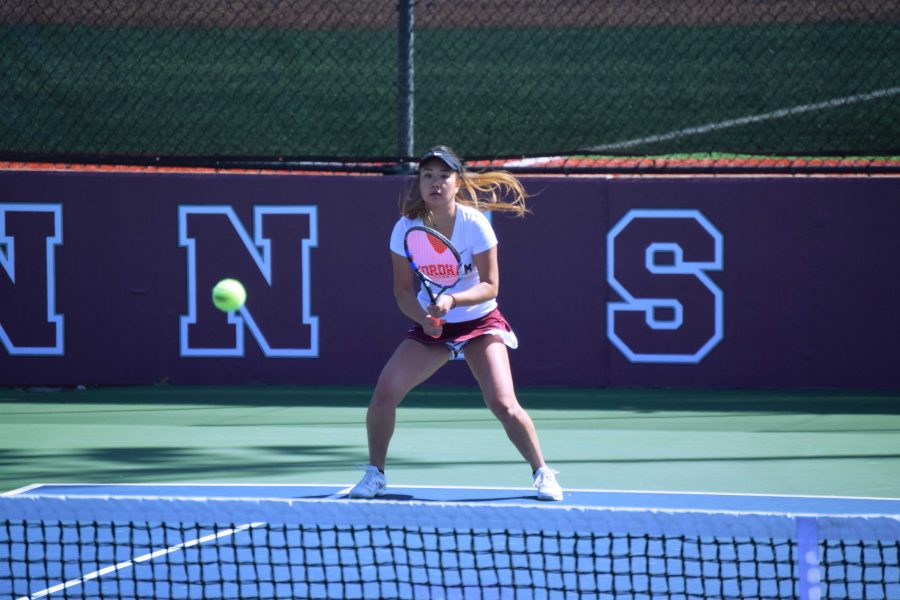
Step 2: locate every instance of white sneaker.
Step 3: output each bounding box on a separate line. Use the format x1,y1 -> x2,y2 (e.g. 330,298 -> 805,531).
348,465 -> 386,499
533,467 -> 563,501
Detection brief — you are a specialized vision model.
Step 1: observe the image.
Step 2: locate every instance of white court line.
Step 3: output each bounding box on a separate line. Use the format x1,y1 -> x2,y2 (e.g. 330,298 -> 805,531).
588,86 -> 900,152
19,522 -> 265,600
13,482 -> 900,501
501,86 -> 900,168
325,486 -> 353,499
2,484 -> 44,496
16,482 -> 357,489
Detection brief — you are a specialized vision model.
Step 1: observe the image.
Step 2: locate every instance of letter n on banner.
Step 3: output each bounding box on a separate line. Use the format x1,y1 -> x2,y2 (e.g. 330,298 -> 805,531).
179,205 -> 318,357
0,204 -> 64,356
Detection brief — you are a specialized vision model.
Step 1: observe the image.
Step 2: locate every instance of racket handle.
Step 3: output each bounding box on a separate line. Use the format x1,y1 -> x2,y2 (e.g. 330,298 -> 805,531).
427,315 -> 443,338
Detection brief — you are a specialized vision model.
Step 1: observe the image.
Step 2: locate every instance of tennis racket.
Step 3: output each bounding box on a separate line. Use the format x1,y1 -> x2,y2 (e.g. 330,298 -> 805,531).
403,225 -> 463,337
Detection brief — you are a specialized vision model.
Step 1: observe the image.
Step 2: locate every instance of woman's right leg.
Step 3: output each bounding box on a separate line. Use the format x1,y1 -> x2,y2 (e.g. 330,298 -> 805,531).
366,339 -> 450,470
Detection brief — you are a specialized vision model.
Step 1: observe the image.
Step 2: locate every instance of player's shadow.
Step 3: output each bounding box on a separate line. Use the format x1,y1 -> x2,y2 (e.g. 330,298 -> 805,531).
423,495 -> 540,503
328,493 -> 540,503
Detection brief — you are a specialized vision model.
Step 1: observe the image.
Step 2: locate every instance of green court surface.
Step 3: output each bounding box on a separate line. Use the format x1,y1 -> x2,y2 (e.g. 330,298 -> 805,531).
2,386 -> 899,499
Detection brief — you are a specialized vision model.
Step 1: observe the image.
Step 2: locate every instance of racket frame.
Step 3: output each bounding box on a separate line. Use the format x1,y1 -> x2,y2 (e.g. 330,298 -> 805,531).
402,225 -> 463,331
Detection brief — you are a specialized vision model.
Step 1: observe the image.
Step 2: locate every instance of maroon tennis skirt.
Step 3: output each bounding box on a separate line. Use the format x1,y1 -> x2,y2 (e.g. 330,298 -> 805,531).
406,308 -> 517,348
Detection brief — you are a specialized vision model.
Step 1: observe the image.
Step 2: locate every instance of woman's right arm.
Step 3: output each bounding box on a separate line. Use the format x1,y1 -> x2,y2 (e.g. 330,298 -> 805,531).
391,251 -> 443,337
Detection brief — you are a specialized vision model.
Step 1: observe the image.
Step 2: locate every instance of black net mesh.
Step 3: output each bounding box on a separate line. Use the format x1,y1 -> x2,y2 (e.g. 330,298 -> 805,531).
4,518 -> 900,599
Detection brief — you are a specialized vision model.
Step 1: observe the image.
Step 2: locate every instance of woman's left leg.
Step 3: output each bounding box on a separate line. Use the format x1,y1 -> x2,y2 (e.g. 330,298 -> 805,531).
464,334 -> 547,472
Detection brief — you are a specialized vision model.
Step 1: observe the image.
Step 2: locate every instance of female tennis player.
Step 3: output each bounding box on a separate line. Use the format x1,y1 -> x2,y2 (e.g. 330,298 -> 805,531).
349,146 -> 563,501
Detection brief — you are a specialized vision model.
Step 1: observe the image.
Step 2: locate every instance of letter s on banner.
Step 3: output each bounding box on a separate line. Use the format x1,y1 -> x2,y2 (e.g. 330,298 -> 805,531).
607,209 -> 724,364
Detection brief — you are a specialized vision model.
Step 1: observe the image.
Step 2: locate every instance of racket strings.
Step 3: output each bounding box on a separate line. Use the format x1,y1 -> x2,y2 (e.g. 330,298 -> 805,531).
407,230 -> 460,287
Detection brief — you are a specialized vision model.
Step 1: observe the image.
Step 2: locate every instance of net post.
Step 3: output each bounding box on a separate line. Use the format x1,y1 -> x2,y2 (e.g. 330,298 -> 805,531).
796,517 -> 822,600
397,0 -> 415,174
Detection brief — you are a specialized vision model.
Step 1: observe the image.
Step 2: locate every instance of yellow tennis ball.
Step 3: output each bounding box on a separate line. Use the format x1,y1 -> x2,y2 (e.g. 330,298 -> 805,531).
212,278 -> 246,312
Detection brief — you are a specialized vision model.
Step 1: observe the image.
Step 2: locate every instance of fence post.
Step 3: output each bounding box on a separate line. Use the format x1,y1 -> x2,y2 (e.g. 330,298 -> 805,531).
397,0 -> 415,173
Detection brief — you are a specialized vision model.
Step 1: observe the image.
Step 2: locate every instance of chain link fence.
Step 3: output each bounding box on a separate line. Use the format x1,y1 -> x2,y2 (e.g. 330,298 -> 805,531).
2,1 -> 899,173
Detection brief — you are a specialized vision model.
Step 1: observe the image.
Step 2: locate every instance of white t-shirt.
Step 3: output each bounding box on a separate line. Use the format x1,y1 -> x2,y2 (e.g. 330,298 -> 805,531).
390,204 -> 498,322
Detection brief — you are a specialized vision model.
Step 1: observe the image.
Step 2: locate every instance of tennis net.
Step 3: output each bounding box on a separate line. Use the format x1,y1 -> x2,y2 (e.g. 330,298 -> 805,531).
2,493 -> 899,599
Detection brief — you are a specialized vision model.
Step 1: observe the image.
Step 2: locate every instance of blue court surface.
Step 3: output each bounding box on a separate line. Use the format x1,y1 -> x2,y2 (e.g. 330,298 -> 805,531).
6,482 -> 900,515
3,484 -> 900,600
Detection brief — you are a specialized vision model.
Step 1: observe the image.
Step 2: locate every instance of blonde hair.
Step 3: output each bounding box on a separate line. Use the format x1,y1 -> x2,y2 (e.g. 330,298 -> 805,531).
401,148 -> 529,224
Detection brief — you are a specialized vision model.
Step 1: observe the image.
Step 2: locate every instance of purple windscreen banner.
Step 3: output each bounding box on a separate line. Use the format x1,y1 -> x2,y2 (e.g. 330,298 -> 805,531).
1,170 -> 898,389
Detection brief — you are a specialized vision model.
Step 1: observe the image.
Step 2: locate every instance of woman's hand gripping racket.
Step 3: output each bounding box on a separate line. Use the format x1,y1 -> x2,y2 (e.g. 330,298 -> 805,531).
403,226 -> 463,338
